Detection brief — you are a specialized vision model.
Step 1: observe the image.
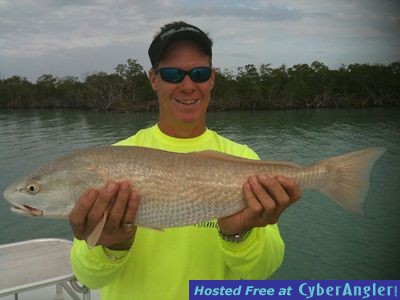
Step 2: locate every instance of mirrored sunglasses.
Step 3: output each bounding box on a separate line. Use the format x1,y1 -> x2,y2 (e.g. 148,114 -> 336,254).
156,67 -> 212,84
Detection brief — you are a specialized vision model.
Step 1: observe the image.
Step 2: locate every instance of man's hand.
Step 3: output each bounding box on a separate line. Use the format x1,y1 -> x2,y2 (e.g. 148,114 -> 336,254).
69,181 -> 140,250
218,174 -> 302,236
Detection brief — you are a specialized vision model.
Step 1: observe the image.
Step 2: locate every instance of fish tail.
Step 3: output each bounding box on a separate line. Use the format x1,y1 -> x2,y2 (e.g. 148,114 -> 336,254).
315,147 -> 386,214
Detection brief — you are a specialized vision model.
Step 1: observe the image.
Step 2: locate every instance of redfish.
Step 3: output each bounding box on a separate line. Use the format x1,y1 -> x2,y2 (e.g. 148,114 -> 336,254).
3,146 -> 385,246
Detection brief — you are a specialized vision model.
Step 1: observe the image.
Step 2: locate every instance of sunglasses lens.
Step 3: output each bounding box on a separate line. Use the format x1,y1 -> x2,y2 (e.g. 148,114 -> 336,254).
189,68 -> 211,83
159,68 -> 184,83
158,67 -> 211,83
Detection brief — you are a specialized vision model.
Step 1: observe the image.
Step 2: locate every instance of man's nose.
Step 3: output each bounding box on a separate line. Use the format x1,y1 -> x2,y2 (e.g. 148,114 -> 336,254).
179,74 -> 196,93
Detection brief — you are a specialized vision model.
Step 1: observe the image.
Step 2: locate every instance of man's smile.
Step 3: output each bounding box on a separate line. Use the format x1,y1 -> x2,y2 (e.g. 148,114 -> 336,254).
173,98 -> 200,105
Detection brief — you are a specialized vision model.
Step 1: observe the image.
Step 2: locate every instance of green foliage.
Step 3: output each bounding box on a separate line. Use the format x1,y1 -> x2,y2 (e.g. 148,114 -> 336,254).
0,60 -> 399,111
0,76 -> 34,108
212,61 -> 400,110
0,59 -> 155,111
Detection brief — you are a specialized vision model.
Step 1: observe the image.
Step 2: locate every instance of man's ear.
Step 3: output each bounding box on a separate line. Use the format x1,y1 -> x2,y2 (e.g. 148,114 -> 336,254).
210,68 -> 217,89
148,69 -> 157,91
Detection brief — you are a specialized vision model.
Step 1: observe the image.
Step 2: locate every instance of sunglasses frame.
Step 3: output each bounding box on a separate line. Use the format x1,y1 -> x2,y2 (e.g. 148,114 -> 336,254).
155,67 -> 212,84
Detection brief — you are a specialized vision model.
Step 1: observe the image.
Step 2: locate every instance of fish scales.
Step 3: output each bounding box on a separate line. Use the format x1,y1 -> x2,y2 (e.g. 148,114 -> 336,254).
80,147 -> 260,227
84,147 -> 299,228
3,146 -> 386,230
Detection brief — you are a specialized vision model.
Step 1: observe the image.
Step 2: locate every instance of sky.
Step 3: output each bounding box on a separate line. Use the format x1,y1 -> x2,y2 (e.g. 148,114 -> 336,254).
0,0 -> 399,81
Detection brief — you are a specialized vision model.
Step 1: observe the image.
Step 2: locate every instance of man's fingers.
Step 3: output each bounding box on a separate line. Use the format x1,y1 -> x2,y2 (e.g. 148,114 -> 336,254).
243,181 -> 263,218
86,182 -> 117,234
258,174 -> 290,217
106,181 -> 131,232
276,176 -> 303,202
249,176 -> 277,216
221,175 -> 302,235
246,174 -> 302,226
123,190 -> 140,227
69,189 -> 98,239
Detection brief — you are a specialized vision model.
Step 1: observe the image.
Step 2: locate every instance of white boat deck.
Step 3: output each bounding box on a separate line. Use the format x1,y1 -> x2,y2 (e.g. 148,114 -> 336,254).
0,238 -> 98,300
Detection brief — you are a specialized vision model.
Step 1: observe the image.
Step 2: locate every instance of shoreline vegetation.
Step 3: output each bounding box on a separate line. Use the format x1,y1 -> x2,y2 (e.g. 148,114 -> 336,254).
1,59 -> 399,112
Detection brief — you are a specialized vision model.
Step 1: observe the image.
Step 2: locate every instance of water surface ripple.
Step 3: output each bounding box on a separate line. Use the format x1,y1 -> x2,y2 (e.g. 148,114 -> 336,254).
0,108 -> 399,279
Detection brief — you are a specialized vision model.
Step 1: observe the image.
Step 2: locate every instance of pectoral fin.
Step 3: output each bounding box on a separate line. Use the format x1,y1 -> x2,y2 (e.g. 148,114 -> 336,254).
87,211 -> 108,249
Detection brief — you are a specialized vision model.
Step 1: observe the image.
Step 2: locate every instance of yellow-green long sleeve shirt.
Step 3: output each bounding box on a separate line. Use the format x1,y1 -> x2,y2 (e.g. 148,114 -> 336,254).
71,124 -> 285,300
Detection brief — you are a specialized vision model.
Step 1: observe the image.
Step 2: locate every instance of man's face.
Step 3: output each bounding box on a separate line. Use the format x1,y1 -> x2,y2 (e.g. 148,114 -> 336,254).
149,41 -> 215,133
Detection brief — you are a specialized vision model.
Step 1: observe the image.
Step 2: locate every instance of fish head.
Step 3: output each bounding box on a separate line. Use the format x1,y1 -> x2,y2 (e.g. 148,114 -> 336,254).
3,169 -> 77,218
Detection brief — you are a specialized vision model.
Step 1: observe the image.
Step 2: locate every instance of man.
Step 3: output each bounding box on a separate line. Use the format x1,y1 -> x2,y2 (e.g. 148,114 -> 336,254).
70,21 -> 302,300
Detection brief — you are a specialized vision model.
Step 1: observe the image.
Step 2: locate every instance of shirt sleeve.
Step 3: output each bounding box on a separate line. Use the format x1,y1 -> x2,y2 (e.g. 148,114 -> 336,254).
219,225 -> 285,279
218,145 -> 285,279
70,239 -> 130,289
71,132 -> 141,289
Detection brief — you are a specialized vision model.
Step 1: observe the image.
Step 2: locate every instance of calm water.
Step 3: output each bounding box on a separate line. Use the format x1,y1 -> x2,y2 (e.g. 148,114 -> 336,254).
0,108 -> 399,279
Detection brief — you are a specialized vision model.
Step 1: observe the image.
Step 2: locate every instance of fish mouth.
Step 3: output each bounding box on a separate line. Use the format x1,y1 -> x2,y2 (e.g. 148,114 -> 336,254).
11,204 -> 43,217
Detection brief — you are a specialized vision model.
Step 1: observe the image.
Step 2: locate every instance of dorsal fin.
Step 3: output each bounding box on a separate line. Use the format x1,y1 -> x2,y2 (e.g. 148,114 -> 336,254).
190,150 -> 301,168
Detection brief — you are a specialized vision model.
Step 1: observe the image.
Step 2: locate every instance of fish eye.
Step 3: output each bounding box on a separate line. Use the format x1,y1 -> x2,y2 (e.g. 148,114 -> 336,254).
26,183 -> 40,194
